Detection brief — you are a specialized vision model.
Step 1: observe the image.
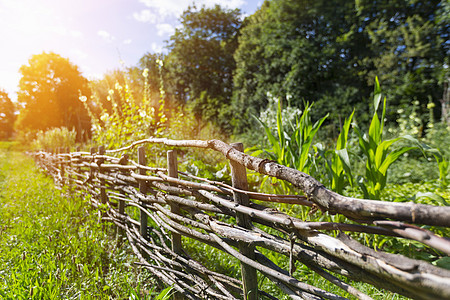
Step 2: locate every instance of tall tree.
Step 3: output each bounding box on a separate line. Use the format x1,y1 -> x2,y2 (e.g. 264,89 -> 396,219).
231,0 -> 370,134
356,0 -> 448,123
164,4 -> 242,133
231,0 -> 448,135
0,89 -> 16,139
16,52 -> 91,140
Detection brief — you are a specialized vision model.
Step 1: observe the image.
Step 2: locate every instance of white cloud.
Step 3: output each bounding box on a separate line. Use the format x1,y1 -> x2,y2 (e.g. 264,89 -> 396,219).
133,9 -> 160,23
137,0 -> 183,18
137,0 -> 245,19
156,23 -> 174,36
123,39 -> 132,45
97,30 -> 115,43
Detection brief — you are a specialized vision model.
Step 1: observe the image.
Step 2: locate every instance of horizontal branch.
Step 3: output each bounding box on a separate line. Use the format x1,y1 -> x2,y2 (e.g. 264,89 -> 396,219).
66,138 -> 450,227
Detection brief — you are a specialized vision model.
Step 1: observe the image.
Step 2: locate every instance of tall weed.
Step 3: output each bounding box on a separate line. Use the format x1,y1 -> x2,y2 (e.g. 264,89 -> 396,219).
31,127 -> 77,151
80,65 -> 167,150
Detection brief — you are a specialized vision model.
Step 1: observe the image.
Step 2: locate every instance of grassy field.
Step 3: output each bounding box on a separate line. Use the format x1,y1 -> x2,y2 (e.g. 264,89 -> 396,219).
0,144 -> 168,299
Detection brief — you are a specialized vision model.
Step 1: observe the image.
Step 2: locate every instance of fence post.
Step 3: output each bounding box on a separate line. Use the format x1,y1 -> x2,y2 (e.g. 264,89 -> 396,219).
74,146 -> 81,190
117,154 -> 128,240
98,146 -> 108,206
138,146 -> 148,240
89,147 -> 97,206
167,150 -> 182,253
167,149 -> 183,300
229,142 -> 258,300
59,148 -> 65,185
65,147 -> 70,188
118,154 -> 127,217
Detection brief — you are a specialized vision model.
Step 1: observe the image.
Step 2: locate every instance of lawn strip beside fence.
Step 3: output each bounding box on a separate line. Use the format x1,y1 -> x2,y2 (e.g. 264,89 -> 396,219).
32,138 -> 450,300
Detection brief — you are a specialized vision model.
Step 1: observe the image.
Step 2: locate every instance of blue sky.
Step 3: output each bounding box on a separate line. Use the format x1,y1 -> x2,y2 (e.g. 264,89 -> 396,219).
0,0 -> 263,101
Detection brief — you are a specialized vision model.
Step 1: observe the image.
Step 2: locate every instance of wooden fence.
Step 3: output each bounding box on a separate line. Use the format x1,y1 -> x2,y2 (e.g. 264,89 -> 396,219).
32,138 -> 450,300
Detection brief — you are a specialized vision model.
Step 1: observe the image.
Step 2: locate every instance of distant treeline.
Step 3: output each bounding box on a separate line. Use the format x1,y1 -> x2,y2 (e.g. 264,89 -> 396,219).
126,0 -> 450,136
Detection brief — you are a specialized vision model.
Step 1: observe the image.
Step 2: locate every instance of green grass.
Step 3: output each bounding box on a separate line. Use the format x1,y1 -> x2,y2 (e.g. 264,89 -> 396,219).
0,145 -> 162,299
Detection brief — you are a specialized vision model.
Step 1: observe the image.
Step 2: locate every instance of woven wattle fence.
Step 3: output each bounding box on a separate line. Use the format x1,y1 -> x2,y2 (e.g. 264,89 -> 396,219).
33,138 -> 450,300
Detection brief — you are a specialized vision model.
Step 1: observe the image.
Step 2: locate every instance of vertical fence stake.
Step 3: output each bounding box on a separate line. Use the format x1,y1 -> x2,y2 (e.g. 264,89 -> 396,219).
117,154 -> 128,240
98,146 -> 108,204
118,154 -> 127,215
229,143 -> 258,300
59,148 -> 65,186
65,147 -> 71,189
98,146 -> 108,225
167,149 -> 183,300
75,146 -> 81,192
138,146 -> 148,241
89,147 -> 97,207
167,150 -> 182,253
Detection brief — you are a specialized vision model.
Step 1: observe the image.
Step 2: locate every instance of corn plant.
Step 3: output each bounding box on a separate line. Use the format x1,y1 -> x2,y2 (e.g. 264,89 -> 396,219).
315,110 -> 355,194
353,77 -> 420,199
252,100 -> 327,193
407,137 -> 448,189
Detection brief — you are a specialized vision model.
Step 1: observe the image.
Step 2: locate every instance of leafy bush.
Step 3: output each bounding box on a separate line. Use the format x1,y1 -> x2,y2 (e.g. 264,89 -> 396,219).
386,100 -> 449,188
31,127 -> 77,151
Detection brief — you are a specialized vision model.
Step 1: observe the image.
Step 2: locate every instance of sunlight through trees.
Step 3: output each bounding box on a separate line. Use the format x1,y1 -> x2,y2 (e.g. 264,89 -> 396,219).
16,52 -> 91,140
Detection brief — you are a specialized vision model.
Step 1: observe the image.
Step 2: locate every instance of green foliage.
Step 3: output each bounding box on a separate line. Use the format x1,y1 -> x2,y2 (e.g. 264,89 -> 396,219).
154,286 -> 174,300
31,127 -> 77,151
386,100 -> 449,188
231,0 -> 447,135
420,146 -> 448,189
81,63 -> 167,150
231,0 -> 370,135
164,4 -> 242,133
252,98 -> 327,193
424,118 -> 450,188
356,0 -> 446,123
0,89 -> 16,140
134,52 -> 165,107
353,78 -> 419,199
0,149 -> 164,299
16,52 -> 91,140
315,110 -> 355,194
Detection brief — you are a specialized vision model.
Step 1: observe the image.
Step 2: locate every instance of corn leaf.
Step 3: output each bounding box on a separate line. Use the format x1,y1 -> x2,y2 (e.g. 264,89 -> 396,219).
378,147 -> 416,175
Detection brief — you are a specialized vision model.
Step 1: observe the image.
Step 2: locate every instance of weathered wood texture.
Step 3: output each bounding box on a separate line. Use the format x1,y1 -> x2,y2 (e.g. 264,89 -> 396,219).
230,143 -> 258,300
32,137 -> 450,300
